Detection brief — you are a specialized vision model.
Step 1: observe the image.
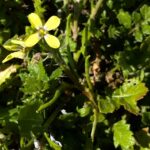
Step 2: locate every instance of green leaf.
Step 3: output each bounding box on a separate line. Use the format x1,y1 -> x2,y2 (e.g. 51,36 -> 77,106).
117,10 -> 131,29
140,5 -> 150,22
98,96 -> 115,114
2,51 -> 25,63
135,29 -> 143,42
132,12 -> 141,23
112,78 -> 148,114
3,35 -> 25,51
135,130 -> 150,148
142,24 -> 150,35
0,65 -> 18,86
49,68 -> 62,81
112,119 -> 135,149
18,100 -> 43,138
108,25 -> 120,39
76,104 -> 91,117
33,0 -> 46,19
142,112 -> 150,126
20,60 -> 49,95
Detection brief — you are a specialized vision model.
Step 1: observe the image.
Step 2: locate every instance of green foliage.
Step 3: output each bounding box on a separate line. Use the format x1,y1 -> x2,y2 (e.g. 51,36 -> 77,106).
20,60 -> 49,95
117,10 -> 131,29
18,100 -> 43,138
112,78 -> 148,114
113,119 -> 135,149
0,0 -> 150,149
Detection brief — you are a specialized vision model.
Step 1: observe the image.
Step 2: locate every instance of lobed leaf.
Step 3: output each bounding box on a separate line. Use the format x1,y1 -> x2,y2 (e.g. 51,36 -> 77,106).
112,119 -> 135,149
112,78 -> 148,114
117,10 -> 131,29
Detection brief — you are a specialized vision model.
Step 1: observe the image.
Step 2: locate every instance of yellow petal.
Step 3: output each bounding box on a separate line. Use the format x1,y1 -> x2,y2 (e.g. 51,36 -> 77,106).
2,51 -> 25,63
44,16 -> 60,31
28,13 -> 42,29
44,34 -> 60,49
24,32 -> 41,47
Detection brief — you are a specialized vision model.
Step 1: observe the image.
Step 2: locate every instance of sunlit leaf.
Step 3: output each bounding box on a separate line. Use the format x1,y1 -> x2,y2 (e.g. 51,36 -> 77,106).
0,65 -> 18,86
142,24 -> 150,35
113,119 -> 135,149
117,10 -> 131,28
135,29 -> 143,42
140,5 -> 150,21
76,104 -> 91,117
112,78 -> 148,114
11,40 -> 25,47
3,37 -> 25,51
2,51 -> 25,63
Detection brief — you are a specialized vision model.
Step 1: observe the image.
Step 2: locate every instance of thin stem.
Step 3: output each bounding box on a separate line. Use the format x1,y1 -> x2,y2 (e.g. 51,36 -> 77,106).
43,104 -> 64,130
85,55 -> 93,92
37,82 -> 72,112
91,108 -> 98,142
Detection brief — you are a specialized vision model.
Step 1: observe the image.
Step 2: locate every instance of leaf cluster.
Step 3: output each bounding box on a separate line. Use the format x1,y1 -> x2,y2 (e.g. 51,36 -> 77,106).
0,0 -> 150,149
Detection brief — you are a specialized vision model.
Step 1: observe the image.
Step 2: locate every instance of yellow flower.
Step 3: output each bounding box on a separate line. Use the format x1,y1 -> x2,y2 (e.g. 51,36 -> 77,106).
25,13 -> 60,49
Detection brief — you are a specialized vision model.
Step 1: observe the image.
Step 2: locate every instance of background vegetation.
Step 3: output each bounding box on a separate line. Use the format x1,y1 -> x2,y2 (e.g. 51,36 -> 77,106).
0,0 -> 150,149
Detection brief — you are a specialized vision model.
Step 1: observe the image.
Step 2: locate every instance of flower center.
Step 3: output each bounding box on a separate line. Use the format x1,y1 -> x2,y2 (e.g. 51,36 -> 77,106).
38,27 -> 47,37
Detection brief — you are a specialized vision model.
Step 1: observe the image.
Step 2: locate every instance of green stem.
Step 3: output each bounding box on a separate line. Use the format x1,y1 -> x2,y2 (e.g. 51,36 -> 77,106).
43,104 -> 64,130
85,55 -> 93,92
91,108 -> 98,142
37,83 -> 71,112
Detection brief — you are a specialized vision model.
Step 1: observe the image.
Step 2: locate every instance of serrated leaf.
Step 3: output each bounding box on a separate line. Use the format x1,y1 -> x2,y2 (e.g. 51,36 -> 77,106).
112,119 -> 135,149
0,65 -> 18,86
112,78 -> 148,114
117,10 -> 131,29
20,61 -> 49,95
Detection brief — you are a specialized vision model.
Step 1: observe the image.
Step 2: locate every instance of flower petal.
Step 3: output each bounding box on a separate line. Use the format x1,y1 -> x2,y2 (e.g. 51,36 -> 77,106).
44,34 -> 60,49
2,51 -> 25,63
24,32 -> 41,47
44,16 -> 60,31
28,13 -> 42,29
